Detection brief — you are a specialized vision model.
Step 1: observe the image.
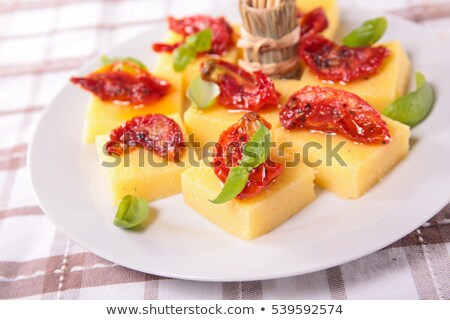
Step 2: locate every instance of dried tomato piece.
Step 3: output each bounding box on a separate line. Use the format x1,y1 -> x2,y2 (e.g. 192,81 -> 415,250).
211,112 -> 284,200
71,61 -> 171,105
299,34 -> 391,83
106,114 -> 185,161
152,42 -> 182,53
279,86 -> 391,144
152,15 -> 234,56
300,7 -> 329,38
200,59 -> 281,111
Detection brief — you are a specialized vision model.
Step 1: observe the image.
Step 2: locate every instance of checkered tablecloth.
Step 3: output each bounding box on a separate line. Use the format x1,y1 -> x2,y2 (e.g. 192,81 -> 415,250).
1,0 -> 449,300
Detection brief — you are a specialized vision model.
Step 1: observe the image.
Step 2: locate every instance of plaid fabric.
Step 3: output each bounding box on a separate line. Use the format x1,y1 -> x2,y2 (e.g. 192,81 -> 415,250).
1,0 -> 449,300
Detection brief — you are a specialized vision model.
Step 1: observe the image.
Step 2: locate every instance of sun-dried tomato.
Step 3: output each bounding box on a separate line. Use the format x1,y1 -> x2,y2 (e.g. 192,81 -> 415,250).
211,112 -> 284,200
71,61 -> 171,105
152,15 -> 234,56
299,34 -> 391,83
279,86 -> 391,144
200,59 -> 281,111
106,114 -> 185,161
152,42 -> 182,53
300,7 -> 329,38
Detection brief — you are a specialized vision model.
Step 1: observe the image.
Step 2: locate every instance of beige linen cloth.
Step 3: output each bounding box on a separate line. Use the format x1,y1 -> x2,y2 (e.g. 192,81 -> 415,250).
0,0 -> 449,299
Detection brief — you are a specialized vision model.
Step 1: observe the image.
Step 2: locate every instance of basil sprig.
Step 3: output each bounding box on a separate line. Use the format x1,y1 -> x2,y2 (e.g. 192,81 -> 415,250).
100,55 -> 147,70
210,167 -> 250,205
343,17 -> 387,47
383,72 -> 434,127
173,29 -> 212,72
210,122 -> 271,204
186,75 -> 220,108
114,195 -> 149,229
240,123 -> 271,168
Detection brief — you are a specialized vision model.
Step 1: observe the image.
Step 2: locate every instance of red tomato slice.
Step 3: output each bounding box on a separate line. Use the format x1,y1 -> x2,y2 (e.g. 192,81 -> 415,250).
71,61 -> 171,105
211,112 -> 284,200
279,86 -> 391,145
299,34 -> 391,83
201,59 -> 281,111
152,15 -> 234,56
106,114 -> 185,161
300,7 -> 329,38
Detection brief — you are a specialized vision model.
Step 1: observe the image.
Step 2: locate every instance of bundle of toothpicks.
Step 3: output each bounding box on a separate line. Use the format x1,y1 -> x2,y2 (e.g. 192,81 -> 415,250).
238,0 -> 300,79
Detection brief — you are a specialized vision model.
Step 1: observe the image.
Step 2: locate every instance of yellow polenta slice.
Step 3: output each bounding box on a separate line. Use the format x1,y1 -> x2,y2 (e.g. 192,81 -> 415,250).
83,68 -> 183,144
96,114 -> 194,204
274,117 -> 410,199
182,160 -> 315,240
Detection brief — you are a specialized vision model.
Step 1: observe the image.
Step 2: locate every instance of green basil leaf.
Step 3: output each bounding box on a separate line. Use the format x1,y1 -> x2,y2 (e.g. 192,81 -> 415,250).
240,122 -> 271,169
186,75 -> 220,108
209,166 -> 249,204
173,45 -> 196,72
100,55 -> 148,70
185,29 -> 212,52
343,17 -> 387,47
383,72 -> 434,127
113,195 -> 149,229
173,29 -> 212,72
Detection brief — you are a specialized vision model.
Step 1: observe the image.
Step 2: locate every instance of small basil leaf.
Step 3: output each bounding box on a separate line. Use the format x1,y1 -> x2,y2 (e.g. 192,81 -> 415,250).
383,72 -> 434,127
240,122 -> 271,168
173,29 -> 212,72
173,45 -> 196,72
209,166 -> 249,204
186,75 -> 220,108
113,195 -> 149,229
343,17 -> 387,47
100,55 -> 148,70
185,29 -> 212,52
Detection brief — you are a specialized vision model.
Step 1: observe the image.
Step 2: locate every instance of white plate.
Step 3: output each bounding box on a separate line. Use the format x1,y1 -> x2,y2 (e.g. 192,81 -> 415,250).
28,4 -> 450,282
